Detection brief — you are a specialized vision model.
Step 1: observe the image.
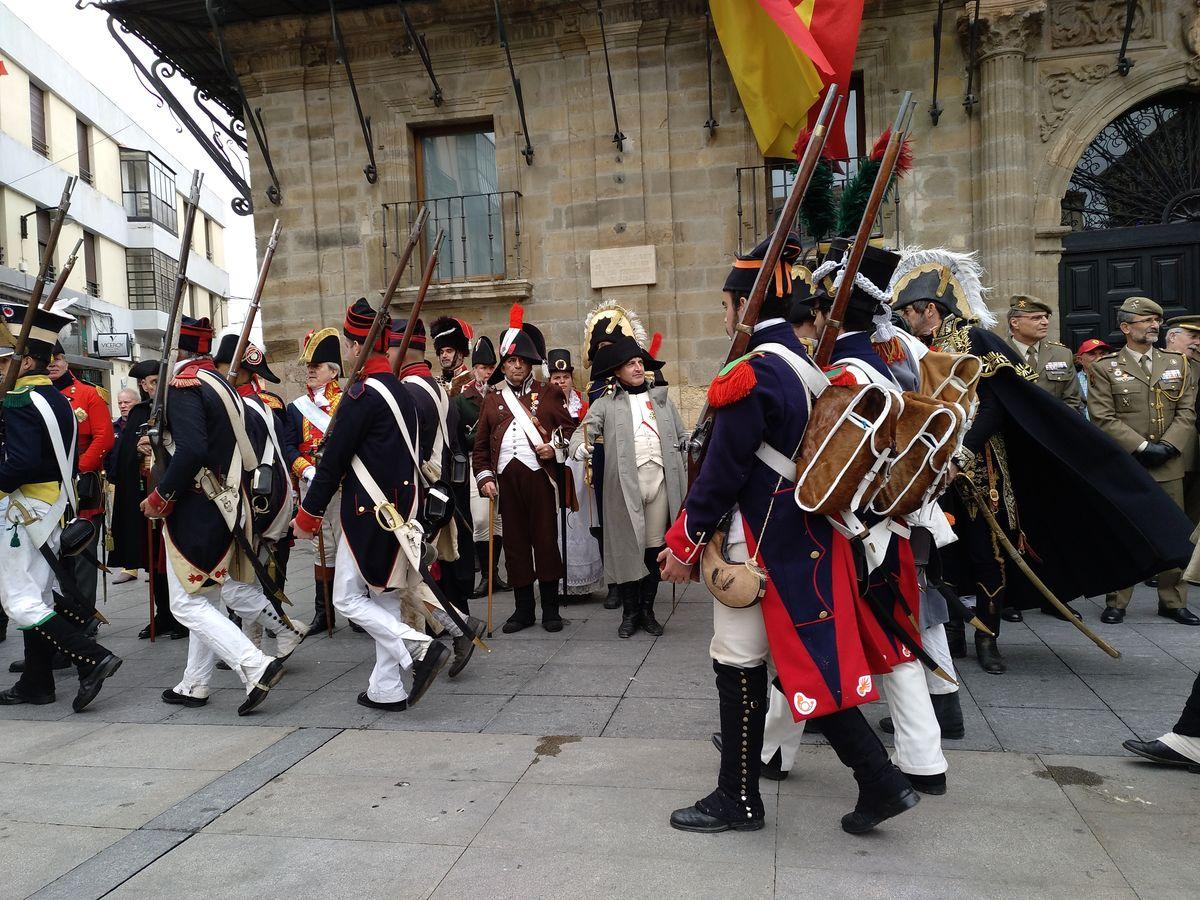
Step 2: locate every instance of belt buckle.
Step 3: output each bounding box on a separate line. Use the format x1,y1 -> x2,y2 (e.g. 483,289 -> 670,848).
374,502 -> 403,533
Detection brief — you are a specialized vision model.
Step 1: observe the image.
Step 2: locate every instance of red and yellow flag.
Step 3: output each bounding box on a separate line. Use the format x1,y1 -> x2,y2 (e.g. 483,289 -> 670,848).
712,0 -> 864,159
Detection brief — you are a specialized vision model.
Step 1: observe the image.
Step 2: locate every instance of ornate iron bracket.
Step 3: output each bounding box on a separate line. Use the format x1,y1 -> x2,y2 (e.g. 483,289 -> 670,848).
493,0 -> 534,165
1116,0 -> 1137,76
94,12 -> 256,216
396,0 -> 443,106
595,0 -> 625,152
962,0 -> 980,115
330,0 -> 379,183
704,8 -> 718,138
205,0 -> 283,206
930,0 -> 945,125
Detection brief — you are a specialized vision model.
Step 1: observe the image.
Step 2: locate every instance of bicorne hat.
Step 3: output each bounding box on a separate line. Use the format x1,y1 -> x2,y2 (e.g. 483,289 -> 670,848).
471,336 -> 497,367
489,304 -> 545,385
214,333 -> 280,383
299,327 -> 342,370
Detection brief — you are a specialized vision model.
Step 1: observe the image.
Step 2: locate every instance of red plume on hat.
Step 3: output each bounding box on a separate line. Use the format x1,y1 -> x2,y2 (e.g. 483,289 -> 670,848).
509,303 -> 524,329
648,332 -> 663,359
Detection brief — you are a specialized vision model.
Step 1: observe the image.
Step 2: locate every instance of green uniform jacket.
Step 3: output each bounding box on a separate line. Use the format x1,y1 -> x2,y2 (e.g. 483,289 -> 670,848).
1087,345 -> 1197,483
1007,337 -> 1083,412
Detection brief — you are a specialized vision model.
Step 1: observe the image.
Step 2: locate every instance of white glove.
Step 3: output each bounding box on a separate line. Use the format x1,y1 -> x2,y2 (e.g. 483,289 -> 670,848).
573,443 -> 592,461
301,466 -> 316,486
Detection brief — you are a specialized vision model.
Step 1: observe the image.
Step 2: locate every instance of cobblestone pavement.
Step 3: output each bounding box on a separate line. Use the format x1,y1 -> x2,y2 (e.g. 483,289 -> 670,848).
1,546 -> 1197,898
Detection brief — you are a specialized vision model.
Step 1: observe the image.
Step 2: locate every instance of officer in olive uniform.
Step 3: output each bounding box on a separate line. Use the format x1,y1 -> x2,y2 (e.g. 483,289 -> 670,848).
1165,316 -> 1200,523
1088,296 -> 1200,625
1006,294 -> 1083,413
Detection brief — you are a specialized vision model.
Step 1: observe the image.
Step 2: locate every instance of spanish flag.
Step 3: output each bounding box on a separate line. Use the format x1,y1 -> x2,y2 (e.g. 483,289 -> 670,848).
712,0 -> 864,159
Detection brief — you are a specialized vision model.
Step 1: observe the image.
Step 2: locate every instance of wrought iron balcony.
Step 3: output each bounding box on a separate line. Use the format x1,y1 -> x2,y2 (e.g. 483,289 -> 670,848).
735,157 -> 903,257
79,167 -> 94,186
382,191 -> 524,287
32,136 -> 49,158
86,280 -> 100,298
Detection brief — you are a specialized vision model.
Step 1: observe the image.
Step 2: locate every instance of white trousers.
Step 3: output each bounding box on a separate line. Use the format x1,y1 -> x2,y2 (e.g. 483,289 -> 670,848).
170,568 -> 271,699
0,498 -> 60,628
300,482 -> 342,562
333,536 -> 432,704
878,661 -> 949,776
470,474 -> 502,543
921,623 -> 958,696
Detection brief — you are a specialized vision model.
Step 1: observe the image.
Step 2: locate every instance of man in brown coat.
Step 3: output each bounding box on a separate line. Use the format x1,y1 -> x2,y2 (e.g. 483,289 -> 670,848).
472,305 -> 574,633
1088,296 -> 1199,625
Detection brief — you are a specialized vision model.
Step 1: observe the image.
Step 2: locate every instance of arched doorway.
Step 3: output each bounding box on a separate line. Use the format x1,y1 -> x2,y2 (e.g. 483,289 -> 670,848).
1058,90 -> 1200,347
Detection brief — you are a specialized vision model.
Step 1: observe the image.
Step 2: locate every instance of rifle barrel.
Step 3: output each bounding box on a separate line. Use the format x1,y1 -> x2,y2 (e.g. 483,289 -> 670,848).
228,219 -> 282,385
390,229 -> 445,376
42,237 -> 84,311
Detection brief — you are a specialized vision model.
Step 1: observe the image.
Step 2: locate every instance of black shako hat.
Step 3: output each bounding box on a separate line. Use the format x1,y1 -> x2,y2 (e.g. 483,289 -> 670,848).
471,336 -> 497,367
547,348 -> 573,373
591,334 -> 663,382
389,318 -> 427,352
811,238 -> 900,331
0,302 -> 73,357
723,233 -> 805,299
178,315 -> 214,354
215,333 -> 280,383
430,316 -> 472,356
299,327 -> 342,370
343,297 -> 389,352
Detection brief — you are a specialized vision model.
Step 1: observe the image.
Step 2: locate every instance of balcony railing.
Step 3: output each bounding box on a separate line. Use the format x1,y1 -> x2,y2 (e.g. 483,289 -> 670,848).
44,264 -> 57,281
32,136 -> 49,157
86,280 -> 100,298
735,158 -> 903,257
382,191 -> 524,287
79,166 -> 94,186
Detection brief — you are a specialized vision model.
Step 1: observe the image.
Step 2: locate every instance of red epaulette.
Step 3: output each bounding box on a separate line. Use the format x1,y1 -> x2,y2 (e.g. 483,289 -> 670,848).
707,353 -> 761,409
171,361 -> 205,389
259,391 -> 284,411
822,365 -> 858,387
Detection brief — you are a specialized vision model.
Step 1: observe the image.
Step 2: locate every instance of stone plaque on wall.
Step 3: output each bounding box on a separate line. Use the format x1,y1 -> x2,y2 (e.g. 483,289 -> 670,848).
589,245 -> 657,289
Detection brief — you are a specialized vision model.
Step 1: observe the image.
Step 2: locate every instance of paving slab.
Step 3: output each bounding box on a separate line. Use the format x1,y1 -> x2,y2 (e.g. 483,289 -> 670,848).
367,692 -> 510,732
982,706 -> 1137,755
37,722 -> 294,772
288,730 -> 539,781
0,821 -> 128,899
1077,808 -> 1200,900
773,865 -> 1137,900
519,735 -> 735,792
109,833 -> 463,900
0,718 -> 108,762
602,696 -> 719,740
482,694 -> 621,736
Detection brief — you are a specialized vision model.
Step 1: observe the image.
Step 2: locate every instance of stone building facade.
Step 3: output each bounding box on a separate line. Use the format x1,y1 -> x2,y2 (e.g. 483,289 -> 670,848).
103,0 -> 1200,416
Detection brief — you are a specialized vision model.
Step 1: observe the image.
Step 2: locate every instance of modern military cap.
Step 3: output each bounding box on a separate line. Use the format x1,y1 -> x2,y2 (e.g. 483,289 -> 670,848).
1119,296 -> 1163,317
1166,315 -> 1200,333
1009,294 -> 1053,315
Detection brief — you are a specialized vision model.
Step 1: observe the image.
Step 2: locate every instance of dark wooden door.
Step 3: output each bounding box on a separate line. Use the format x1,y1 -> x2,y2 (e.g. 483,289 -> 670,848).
1058,222 -> 1200,349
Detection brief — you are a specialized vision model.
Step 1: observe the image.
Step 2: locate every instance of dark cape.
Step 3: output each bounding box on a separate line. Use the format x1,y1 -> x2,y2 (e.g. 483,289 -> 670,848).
937,317 -> 1193,604
106,398 -> 154,569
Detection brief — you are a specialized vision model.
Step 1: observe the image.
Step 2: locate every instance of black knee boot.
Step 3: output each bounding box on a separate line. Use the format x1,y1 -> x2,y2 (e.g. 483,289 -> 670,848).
639,548 -> 664,636
310,567 -> 336,633
617,582 -> 641,638
931,691 -> 965,740
30,614 -> 122,713
671,662 -> 767,832
974,601 -> 1005,674
539,579 -> 563,632
0,606 -> 7,643
503,585 -> 536,633
819,706 -> 919,834
944,617 -> 966,659
472,541 -> 490,599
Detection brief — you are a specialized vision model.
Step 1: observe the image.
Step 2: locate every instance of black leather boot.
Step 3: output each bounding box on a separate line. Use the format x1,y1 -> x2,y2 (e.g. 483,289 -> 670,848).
539,579 -> 563,633
310,568 -> 335,634
471,541 -> 490,599
603,583 -> 621,610
0,607 -> 7,643
931,691 -> 965,739
820,707 -> 919,834
671,662 -> 767,833
502,585 -> 536,633
945,618 -> 966,659
617,582 -> 640,639
31,614 -> 122,713
639,547 -> 664,636
975,632 -> 1006,674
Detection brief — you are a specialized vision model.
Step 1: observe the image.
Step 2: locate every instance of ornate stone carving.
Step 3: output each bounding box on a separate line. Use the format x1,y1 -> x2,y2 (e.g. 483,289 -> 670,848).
1050,0 -> 1151,49
1039,63 -> 1111,140
963,8 -> 1044,59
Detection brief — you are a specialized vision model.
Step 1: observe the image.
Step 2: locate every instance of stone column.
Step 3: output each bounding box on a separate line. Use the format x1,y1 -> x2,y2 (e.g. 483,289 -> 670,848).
974,7 -> 1043,308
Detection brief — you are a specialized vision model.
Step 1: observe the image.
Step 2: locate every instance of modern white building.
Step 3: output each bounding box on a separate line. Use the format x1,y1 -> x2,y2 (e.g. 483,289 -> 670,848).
0,1 -> 232,404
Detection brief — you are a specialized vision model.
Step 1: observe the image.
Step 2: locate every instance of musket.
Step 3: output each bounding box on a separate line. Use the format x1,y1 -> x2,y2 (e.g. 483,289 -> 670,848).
43,238 -> 84,311
0,176 -> 76,397
389,229 -> 446,376
956,475 -> 1121,659
684,88 -> 842,482
813,92 -> 915,367
144,171 -> 204,479
317,207 -> 429,452
227,219 -> 281,386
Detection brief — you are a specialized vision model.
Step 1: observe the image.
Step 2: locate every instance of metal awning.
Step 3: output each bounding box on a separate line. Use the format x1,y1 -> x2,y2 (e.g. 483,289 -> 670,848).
94,1 -> 396,117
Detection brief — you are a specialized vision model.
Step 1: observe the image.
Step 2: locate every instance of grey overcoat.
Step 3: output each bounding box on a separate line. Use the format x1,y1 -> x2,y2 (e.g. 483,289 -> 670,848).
569,384 -> 688,585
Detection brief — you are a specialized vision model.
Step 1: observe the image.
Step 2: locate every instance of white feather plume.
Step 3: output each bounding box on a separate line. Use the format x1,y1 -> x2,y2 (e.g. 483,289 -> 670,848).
888,247 -> 997,329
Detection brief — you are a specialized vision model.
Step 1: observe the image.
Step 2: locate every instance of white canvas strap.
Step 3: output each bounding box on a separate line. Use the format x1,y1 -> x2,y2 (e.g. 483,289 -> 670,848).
196,369 -> 256,473
293,393 -> 331,434
405,374 -> 449,463
245,399 -> 281,468
748,342 -> 829,480
500,383 -> 546,451
29,391 -> 77,513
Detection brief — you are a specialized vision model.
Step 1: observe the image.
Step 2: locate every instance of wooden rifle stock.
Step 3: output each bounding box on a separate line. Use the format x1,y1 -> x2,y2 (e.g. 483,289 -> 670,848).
43,238 -> 84,311
227,219 -> 282,385
1,176 -> 76,397
685,87 -> 842,484
813,92 -> 915,368
390,230 -> 446,376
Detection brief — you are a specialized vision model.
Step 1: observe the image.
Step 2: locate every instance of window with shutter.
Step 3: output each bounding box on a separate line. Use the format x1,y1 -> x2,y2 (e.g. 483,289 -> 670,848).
83,232 -> 98,297
30,83 -> 48,156
77,120 -> 92,184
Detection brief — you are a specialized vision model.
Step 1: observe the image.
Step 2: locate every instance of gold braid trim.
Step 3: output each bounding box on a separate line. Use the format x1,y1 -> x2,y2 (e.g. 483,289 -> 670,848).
932,316 -> 1037,381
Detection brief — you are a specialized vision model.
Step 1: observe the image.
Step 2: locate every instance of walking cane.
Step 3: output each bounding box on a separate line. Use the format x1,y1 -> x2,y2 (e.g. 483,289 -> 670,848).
316,525 -> 333,637
486,497 -> 495,638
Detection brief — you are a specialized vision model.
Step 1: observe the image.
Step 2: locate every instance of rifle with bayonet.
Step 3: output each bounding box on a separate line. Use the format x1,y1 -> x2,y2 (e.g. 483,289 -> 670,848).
684,87 -> 842,484
0,177 -> 77,397
227,219 -> 281,387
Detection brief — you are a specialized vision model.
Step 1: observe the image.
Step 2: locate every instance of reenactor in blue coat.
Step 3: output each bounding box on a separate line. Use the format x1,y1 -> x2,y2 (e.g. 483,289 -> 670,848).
293,299 -> 448,711
141,316 -> 286,716
660,236 -> 918,836
0,303 -> 122,711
